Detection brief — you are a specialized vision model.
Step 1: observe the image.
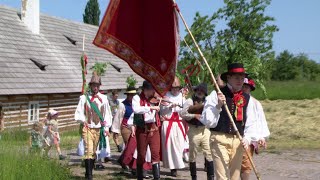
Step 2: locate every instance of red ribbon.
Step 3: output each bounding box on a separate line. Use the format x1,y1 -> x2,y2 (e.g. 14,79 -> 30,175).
229,67 -> 245,73
164,112 -> 186,147
233,91 -> 246,121
90,95 -> 102,103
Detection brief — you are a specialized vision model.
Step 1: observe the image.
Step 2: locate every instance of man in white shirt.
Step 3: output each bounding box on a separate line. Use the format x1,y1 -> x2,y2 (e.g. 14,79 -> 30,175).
200,63 -> 258,180
241,77 -> 270,180
74,72 -> 112,180
180,83 -> 214,180
132,81 -> 161,180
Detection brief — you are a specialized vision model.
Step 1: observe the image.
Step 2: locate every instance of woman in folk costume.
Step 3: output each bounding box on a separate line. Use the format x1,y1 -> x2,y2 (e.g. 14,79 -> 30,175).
160,76 -> 187,177
112,76 -> 138,145
75,71 -> 112,180
241,77 -> 270,180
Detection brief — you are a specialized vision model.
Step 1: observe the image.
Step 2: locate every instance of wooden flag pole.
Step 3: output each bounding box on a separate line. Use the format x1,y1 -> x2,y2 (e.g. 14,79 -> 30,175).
183,38 -> 203,69
173,3 -> 261,180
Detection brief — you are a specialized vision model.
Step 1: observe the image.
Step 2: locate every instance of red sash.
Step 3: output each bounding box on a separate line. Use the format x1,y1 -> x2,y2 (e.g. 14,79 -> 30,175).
164,112 -> 186,147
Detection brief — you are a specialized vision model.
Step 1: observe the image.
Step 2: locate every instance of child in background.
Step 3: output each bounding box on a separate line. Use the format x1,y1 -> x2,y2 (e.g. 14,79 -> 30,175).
43,109 -> 66,160
29,122 -> 45,154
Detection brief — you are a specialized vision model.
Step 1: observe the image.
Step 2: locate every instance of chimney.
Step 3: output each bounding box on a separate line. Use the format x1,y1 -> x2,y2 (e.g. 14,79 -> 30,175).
21,0 -> 40,34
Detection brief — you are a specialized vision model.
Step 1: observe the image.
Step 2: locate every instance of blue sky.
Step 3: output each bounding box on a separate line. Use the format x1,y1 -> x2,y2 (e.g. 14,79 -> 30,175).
1,0 -> 319,62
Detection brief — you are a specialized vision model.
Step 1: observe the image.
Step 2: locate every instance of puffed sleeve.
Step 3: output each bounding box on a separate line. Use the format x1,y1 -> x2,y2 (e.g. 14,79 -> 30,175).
103,97 -> 113,131
132,95 -> 151,114
200,90 -> 222,128
243,98 -> 259,144
179,98 -> 195,121
74,95 -> 86,123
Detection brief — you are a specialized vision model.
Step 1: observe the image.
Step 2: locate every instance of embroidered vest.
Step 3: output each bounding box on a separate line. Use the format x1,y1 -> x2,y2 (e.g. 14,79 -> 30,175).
123,99 -> 133,119
211,86 -> 250,135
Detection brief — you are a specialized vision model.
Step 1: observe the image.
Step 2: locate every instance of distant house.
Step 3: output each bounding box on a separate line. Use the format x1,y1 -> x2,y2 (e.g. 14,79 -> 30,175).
0,2 -> 143,131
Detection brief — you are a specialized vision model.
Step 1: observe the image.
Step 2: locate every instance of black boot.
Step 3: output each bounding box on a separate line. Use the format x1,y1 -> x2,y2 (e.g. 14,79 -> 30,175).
204,158 -> 208,172
189,162 -> 197,180
170,169 -> 177,177
206,161 -> 214,180
143,170 -> 151,179
137,165 -> 144,180
84,159 -> 93,180
152,163 -> 160,180
117,145 -> 123,152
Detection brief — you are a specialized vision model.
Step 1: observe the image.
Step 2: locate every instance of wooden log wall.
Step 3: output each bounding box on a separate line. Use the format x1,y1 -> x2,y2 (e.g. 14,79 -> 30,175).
0,93 -> 81,132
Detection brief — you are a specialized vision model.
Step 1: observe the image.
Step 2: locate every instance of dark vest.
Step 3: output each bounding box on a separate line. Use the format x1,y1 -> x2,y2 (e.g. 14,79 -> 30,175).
211,86 -> 250,135
133,93 -> 148,128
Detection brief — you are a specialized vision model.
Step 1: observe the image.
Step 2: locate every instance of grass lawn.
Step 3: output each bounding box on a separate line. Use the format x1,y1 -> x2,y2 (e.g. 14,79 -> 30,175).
0,131 -> 73,180
260,98 -> 320,151
252,80 -> 320,100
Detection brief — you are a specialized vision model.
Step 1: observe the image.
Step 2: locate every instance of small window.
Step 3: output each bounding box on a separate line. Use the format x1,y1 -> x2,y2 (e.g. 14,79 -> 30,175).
28,101 -> 40,123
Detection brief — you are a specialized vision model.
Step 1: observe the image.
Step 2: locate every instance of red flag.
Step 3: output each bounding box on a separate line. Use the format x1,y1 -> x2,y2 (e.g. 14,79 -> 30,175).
93,0 -> 179,96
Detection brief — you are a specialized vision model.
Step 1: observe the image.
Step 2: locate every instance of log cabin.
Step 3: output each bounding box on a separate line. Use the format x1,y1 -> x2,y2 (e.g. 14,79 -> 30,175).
0,2 -> 143,132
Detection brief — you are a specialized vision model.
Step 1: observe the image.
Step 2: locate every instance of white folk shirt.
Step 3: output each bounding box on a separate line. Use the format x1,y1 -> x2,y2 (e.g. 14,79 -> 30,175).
132,94 -> 156,124
74,92 -> 112,131
251,96 -> 270,140
160,92 -> 185,119
200,90 -> 258,144
111,102 -> 126,134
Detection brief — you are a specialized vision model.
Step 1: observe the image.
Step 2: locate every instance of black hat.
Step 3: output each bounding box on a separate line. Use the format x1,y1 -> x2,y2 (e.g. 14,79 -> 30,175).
124,86 -> 137,94
194,83 -> 208,95
220,63 -> 248,82
142,81 -> 154,90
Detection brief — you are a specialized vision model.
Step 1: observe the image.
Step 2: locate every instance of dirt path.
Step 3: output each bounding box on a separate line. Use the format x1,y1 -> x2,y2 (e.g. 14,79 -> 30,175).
66,148 -> 320,180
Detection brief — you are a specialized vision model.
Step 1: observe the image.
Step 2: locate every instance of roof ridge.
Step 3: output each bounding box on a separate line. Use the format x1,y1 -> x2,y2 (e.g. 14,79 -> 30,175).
0,5 -> 99,29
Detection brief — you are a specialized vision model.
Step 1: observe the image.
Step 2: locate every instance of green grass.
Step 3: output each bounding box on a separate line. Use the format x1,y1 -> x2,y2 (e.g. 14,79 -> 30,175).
261,99 -> 320,150
60,128 -> 82,150
252,80 -> 320,100
0,131 -> 73,180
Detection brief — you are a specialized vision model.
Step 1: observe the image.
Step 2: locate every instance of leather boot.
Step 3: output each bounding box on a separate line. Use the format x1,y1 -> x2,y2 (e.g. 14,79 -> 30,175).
189,162 -> 197,180
152,163 -> 160,180
170,169 -> 177,177
137,165 -> 144,180
206,161 -> 214,180
204,158 -> 208,172
84,159 -> 93,180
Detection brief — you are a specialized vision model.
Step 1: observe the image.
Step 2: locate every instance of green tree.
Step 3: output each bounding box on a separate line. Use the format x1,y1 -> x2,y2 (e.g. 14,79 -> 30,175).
83,0 -> 101,26
271,51 -> 320,81
179,0 -> 278,97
